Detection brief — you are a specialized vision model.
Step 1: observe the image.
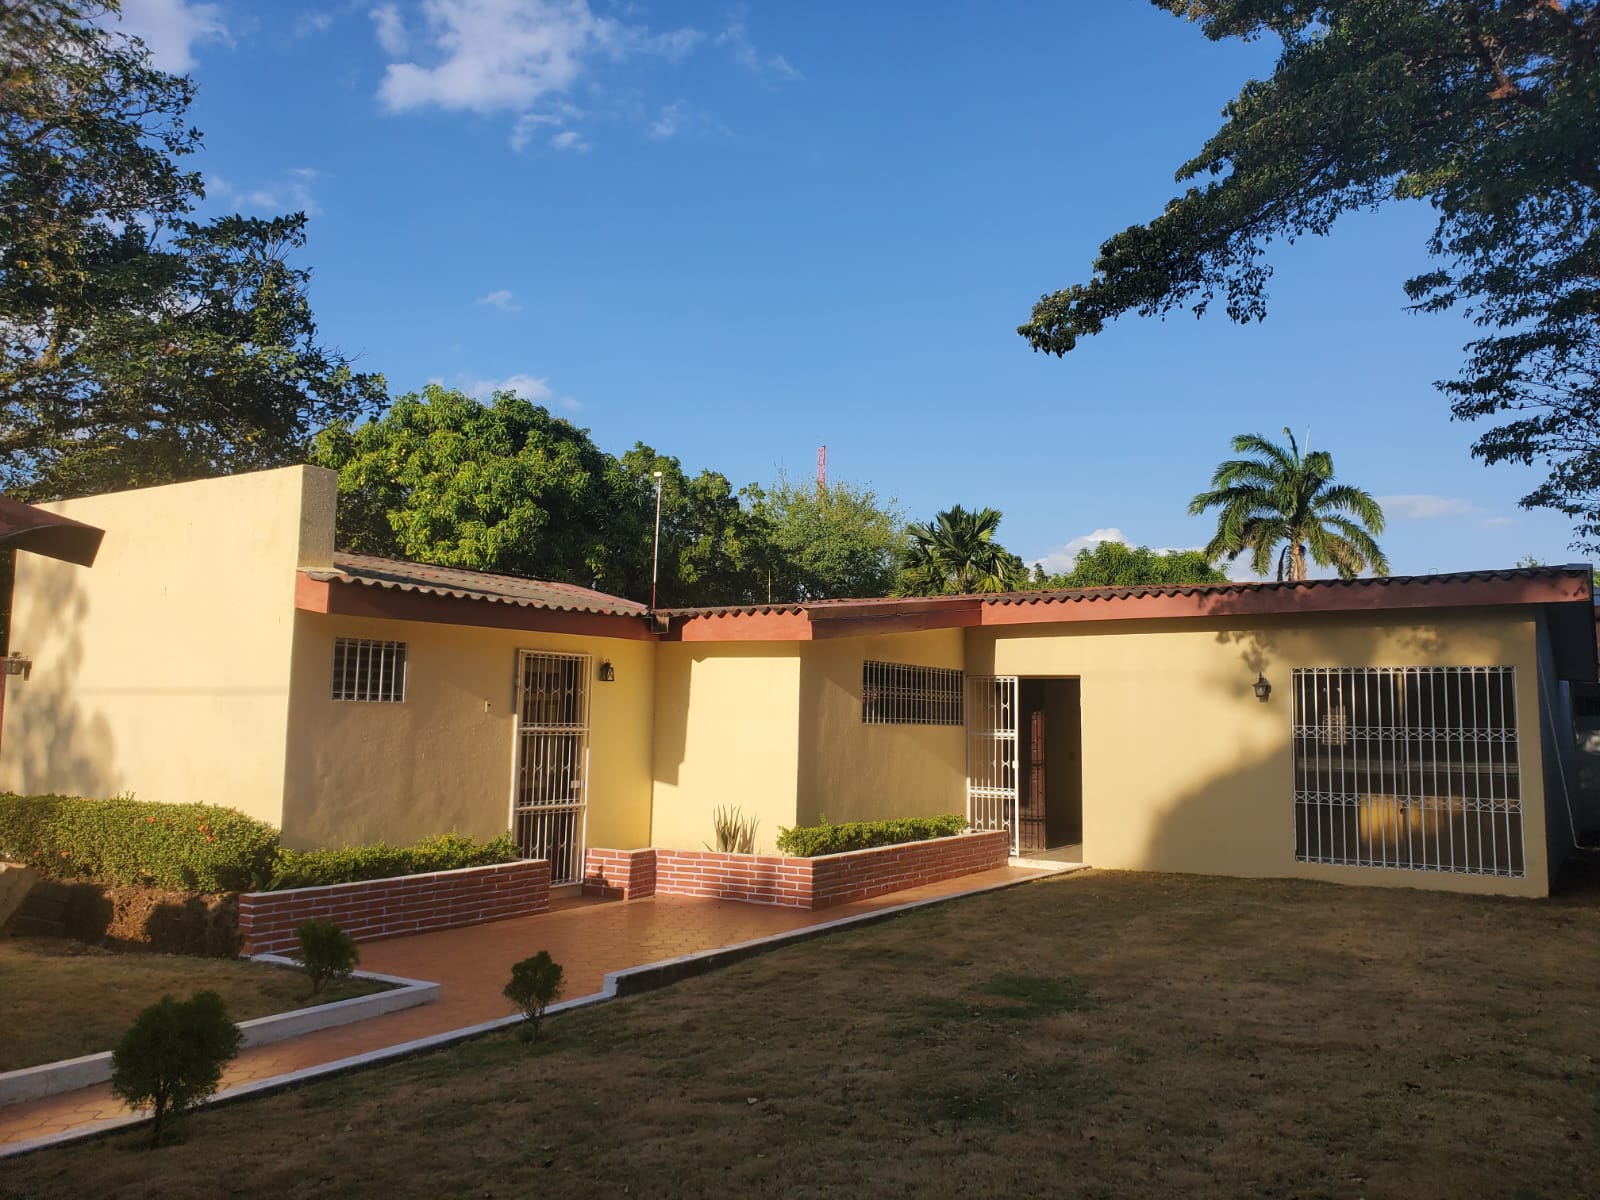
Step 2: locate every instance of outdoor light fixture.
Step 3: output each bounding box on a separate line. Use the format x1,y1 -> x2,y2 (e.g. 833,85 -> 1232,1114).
1252,673 -> 1272,703
597,660 -> 616,683
4,654 -> 31,681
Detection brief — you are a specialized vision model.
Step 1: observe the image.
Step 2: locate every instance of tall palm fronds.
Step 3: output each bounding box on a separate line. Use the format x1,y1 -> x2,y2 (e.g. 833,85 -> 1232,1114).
898,505 -> 1029,595
1188,429 -> 1389,582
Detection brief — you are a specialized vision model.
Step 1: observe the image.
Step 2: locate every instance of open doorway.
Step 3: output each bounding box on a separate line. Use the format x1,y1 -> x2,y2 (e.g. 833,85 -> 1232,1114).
1017,678 -> 1083,860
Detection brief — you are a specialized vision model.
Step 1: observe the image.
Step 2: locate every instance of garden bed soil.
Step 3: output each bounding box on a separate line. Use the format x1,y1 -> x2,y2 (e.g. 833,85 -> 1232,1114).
20,879 -> 239,957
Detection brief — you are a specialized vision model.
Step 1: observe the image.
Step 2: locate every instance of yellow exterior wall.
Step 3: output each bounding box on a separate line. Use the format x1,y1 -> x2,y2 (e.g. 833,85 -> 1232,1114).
0,466 -> 335,828
796,630 -> 966,827
281,613 -> 655,851
967,610 -> 1552,898
650,642 -> 801,855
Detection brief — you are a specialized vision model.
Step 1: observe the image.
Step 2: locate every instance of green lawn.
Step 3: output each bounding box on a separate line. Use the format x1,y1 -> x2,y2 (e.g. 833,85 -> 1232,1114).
0,939 -> 389,1072
9,867 -> 1600,1198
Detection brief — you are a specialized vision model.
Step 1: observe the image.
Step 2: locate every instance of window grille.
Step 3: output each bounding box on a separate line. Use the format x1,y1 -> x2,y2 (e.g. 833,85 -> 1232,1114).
1572,685 -> 1600,720
331,638 -> 406,703
862,661 -> 963,725
1292,667 -> 1523,877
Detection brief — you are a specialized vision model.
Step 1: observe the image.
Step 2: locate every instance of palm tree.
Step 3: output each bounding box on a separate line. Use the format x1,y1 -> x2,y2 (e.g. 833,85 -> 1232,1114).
898,505 -> 1029,594
1188,429 -> 1389,582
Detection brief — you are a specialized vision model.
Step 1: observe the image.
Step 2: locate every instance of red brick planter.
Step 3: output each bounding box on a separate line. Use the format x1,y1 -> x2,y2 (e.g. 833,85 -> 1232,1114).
238,859 -> 551,956
582,831 -> 1008,911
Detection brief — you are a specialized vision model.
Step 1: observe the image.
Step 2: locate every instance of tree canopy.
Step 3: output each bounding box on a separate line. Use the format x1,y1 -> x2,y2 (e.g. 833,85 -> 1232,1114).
1034,541 -> 1227,589
1019,1 -> 1600,546
311,386 -> 632,590
1,1 -> 383,500
747,475 -> 908,602
1189,429 -> 1388,580
616,444 -> 769,607
898,505 -> 1030,595
313,390 -> 910,606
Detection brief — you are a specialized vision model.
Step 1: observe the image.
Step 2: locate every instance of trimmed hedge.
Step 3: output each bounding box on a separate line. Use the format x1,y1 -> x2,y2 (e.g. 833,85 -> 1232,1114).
775,814 -> 968,858
0,793 -> 519,893
268,832 -> 518,890
0,794 -> 280,892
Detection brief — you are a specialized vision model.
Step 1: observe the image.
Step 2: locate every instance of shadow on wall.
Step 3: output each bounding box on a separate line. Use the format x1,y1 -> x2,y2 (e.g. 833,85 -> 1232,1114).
1213,621 -> 1457,678
1138,737 -> 1290,879
5,558 -> 117,798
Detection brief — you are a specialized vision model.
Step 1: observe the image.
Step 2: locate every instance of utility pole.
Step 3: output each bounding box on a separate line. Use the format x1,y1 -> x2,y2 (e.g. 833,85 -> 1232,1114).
650,470 -> 664,610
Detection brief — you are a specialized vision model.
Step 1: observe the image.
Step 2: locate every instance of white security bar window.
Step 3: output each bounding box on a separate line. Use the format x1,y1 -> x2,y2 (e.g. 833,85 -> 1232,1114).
862,661 -> 964,725
331,638 -> 407,703
1291,666 -> 1523,877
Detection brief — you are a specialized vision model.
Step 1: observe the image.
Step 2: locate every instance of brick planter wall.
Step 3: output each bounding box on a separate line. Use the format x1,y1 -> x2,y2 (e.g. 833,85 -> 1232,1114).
656,850 -> 811,906
806,829 -> 1010,908
581,831 -> 1009,911
238,859 -> 550,956
580,848 -> 657,900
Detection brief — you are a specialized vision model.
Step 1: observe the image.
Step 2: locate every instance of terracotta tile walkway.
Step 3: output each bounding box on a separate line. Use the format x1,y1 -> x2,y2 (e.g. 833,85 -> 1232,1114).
0,864 -> 1053,1153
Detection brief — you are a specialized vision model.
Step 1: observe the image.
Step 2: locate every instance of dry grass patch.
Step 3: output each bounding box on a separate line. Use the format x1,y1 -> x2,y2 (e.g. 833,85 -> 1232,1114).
0,939 -> 389,1071
8,868 -> 1600,1198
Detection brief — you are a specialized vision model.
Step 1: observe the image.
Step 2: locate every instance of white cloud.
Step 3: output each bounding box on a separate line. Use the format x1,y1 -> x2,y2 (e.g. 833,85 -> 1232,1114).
508,111 -> 560,152
644,99 -> 732,141
469,373 -> 554,402
716,11 -> 801,82
372,0 -> 702,150
650,101 -> 688,139
1378,494 -> 1478,520
294,10 -> 334,37
369,4 -> 408,56
476,289 -> 520,311
376,0 -> 660,114
112,0 -> 229,71
216,167 -> 323,216
1481,516 -> 1514,528
1029,528 -> 1127,575
557,395 -> 583,412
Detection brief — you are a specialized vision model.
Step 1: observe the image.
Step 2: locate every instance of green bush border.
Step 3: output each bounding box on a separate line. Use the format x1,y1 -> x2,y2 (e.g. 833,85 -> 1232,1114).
775,814 -> 968,858
0,793 -> 517,893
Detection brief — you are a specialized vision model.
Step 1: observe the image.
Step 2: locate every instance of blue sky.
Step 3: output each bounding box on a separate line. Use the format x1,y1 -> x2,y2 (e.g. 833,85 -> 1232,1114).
111,0 -> 1584,577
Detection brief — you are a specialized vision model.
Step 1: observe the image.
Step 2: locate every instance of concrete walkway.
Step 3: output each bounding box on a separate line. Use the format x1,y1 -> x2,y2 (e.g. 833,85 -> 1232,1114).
0,864 -> 1060,1154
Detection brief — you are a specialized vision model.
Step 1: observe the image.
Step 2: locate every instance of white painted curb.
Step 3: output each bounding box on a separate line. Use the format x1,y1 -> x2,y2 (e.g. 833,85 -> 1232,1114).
0,964 -> 436,1106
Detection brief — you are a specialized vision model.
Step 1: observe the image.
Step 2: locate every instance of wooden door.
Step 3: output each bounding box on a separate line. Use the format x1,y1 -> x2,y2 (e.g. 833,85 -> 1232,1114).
1020,707 -> 1047,852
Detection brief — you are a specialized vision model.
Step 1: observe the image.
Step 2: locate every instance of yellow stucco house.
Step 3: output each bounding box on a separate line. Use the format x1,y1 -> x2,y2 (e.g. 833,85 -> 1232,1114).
3,465 -> 1594,899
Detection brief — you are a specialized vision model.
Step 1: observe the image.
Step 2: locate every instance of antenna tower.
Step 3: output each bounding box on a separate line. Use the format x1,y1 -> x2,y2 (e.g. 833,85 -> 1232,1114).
816,444 -> 827,491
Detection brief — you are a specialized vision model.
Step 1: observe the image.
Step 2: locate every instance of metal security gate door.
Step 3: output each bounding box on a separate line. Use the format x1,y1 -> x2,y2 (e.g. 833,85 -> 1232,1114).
966,675 -> 1020,855
512,651 -> 591,885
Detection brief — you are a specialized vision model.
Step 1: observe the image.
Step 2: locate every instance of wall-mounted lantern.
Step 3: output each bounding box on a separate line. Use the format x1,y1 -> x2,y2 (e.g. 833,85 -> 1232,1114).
597,660 -> 617,683
1252,672 -> 1272,703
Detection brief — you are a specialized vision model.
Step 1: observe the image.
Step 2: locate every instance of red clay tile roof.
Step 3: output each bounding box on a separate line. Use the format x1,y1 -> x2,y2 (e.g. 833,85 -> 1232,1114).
304,553 -> 648,617
0,497 -> 103,567
661,566 -> 1593,619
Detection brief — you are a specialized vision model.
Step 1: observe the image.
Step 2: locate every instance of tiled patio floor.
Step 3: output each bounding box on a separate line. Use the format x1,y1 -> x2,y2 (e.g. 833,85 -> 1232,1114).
0,864 -> 1053,1153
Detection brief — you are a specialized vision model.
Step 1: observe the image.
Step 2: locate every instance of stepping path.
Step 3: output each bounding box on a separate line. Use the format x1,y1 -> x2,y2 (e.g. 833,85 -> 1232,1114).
1,864 -> 1059,1154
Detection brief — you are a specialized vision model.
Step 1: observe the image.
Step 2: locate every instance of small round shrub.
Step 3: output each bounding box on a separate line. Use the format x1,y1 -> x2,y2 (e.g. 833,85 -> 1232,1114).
504,951 -> 564,1042
110,991 -> 243,1146
296,919 -> 359,995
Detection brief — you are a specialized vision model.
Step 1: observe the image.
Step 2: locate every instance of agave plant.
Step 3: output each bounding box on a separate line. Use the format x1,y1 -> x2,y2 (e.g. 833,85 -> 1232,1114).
707,804 -> 759,854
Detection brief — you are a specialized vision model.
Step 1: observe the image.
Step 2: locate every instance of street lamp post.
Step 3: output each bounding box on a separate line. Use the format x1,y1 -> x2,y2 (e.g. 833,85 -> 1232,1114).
650,470 -> 663,610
